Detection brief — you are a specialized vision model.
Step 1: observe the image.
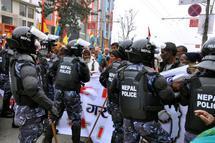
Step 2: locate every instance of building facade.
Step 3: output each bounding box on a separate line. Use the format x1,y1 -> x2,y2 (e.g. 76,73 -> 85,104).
0,0 -> 39,35
83,0 -> 115,50
0,0 -> 115,47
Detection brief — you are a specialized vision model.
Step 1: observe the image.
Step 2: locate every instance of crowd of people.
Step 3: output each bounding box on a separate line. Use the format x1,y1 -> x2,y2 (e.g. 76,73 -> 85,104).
0,26 -> 215,143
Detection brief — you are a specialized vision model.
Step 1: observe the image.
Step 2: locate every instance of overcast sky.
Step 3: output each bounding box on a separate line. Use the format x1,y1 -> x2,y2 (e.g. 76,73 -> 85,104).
111,0 -> 212,52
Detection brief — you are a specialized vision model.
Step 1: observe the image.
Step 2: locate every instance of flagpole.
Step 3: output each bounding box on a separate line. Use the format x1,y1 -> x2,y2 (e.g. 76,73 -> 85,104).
41,0 -> 45,32
147,26 -> 151,41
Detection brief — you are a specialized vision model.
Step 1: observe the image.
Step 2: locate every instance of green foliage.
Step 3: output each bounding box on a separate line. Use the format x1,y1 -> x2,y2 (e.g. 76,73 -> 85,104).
39,0 -> 92,38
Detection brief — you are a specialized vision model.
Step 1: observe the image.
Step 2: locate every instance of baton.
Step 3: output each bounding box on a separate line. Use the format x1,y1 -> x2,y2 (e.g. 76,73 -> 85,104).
48,111 -> 59,143
86,98 -> 108,143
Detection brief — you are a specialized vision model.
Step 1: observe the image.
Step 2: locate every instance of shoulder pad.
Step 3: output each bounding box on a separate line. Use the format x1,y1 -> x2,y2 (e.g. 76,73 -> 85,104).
7,49 -> 14,56
17,54 -> 35,63
144,66 -> 156,73
52,56 -> 59,62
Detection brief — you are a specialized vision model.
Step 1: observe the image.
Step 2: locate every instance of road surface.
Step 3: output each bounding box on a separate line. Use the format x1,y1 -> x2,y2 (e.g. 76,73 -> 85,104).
0,117 -> 88,143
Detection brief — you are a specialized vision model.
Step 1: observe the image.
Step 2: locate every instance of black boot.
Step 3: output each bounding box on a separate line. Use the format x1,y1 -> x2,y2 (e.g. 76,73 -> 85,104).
72,122 -> 81,143
42,124 -> 53,143
1,98 -> 13,118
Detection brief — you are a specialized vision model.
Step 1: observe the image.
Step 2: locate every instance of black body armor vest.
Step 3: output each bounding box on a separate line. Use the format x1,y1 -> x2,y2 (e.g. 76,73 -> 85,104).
119,64 -> 162,121
107,61 -> 121,102
55,56 -> 80,91
186,77 -> 215,134
9,54 -> 39,108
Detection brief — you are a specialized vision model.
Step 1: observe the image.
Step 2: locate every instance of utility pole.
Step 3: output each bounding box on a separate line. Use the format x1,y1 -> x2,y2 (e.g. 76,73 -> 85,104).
41,0 -> 45,32
202,0 -> 210,45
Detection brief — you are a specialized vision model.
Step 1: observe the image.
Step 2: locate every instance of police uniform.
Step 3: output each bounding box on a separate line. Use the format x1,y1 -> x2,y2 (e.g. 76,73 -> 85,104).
110,39 -> 174,143
43,40 -> 90,143
180,57 -> 215,143
179,37 -> 215,143
100,60 -> 127,143
99,40 -> 132,143
0,48 -> 13,117
7,26 -> 58,143
37,52 -> 59,101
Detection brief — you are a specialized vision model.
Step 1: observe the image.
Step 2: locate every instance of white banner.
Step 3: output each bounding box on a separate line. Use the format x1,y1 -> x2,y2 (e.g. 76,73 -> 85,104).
57,72 -> 189,143
179,0 -> 206,5
57,74 -> 114,143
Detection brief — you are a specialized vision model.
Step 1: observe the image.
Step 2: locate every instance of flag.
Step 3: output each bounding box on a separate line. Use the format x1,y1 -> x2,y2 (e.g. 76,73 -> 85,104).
147,26 -> 151,39
43,22 -> 50,33
63,34 -> 68,45
54,20 -> 61,36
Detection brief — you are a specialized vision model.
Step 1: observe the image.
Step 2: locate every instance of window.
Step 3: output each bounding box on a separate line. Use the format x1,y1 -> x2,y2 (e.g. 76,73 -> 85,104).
2,15 -> 13,25
28,7 -> 34,19
27,21 -> 33,27
20,4 -> 27,17
1,0 -> 12,12
22,20 -> 26,26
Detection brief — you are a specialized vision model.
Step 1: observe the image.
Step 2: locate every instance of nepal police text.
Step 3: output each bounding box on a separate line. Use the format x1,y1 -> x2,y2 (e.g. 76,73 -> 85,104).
59,65 -> 71,74
121,85 -> 137,98
197,93 -> 215,109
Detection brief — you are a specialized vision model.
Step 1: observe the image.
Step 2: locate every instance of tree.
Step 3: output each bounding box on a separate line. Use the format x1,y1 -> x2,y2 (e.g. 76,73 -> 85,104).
119,9 -> 137,41
39,0 -> 93,40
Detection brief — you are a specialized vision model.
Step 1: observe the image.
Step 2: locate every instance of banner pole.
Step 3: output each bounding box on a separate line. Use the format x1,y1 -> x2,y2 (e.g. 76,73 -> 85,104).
86,98 -> 108,143
48,111 -> 59,143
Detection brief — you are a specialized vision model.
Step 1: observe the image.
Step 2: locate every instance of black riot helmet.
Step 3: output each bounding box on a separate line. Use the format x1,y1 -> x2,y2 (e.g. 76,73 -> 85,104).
6,26 -> 36,54
66,39 -> 84,57
127,39 -> 156,67
201,37 -> 215,57
196,55 -> 215,71
118,39 -> 133,60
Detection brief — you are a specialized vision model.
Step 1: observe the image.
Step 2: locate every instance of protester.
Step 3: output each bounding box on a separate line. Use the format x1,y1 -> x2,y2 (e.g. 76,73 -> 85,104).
176,45 -> 187,59
159,42 -> 182,72
179,52 -> 202,65
82,48 -> 100,75
111,42 -> 119,51
94,47 -> 103,65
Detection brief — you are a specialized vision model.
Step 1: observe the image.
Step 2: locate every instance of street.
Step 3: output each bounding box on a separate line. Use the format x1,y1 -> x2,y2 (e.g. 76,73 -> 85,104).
0,117 -> 86,143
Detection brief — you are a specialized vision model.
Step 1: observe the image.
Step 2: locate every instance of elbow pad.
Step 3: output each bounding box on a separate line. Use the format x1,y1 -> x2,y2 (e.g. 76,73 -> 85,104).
22,76 -> 38,95
154,75 -> 175,104
20,65 -> 39,96
158,86 -> 175,104
153,75 -> 168,91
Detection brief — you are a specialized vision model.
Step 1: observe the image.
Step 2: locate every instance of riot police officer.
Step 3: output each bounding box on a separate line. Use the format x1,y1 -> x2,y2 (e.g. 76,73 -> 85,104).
110,39 -> 174,143
99,40 -> 132,143
37,41 -> 59,101
178,37 -> 215,143
43,40 -> 90,143
0,46 -> 14,118
6,26 -> 59,143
